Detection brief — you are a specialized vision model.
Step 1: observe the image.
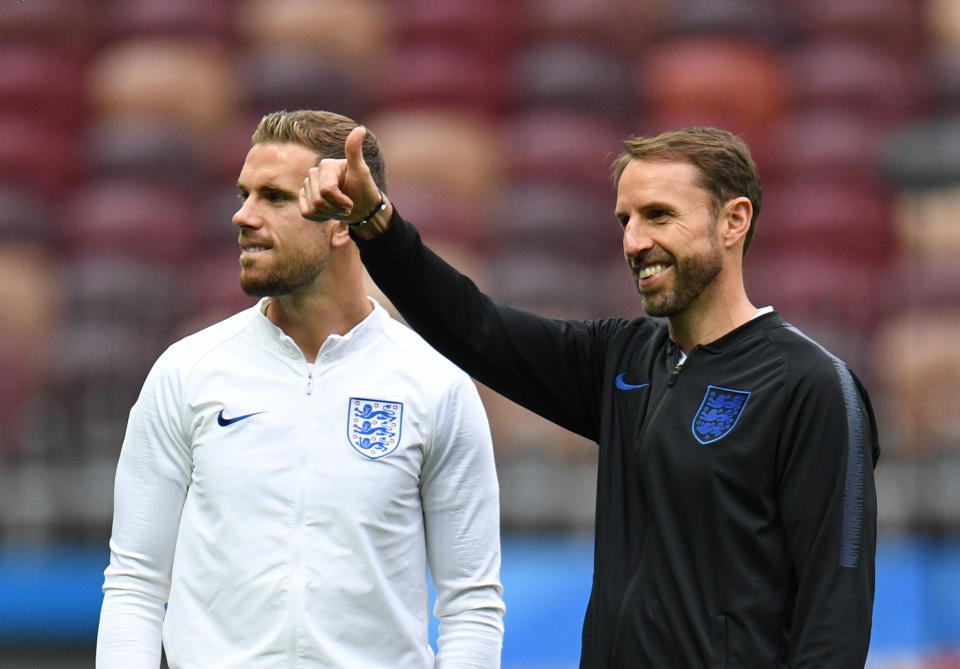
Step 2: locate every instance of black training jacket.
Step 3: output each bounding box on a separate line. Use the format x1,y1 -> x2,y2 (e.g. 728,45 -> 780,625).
355,210 -> 880,668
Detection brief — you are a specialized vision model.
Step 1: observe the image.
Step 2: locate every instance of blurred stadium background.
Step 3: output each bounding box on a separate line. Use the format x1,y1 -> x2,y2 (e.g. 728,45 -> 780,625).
1,0 -> 959,667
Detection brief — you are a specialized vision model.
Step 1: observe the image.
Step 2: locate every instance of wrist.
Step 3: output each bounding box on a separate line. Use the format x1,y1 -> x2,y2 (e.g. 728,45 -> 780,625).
349,193 -> 393,239
351,190 -> 386,227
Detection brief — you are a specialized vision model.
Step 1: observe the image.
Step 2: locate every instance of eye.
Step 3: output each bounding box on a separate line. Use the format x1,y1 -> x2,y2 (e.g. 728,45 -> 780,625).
615,214 -> 628,228
264,189 -> 293,204
236,190 -> 248,202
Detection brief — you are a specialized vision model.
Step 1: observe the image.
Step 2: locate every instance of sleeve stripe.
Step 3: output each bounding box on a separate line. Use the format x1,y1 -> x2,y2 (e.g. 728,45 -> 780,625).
784,324 -> 867,569
831,358 -> 866,569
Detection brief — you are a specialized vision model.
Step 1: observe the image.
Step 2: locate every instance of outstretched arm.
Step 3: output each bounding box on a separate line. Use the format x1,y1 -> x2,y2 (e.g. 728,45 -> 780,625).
300,126 -> 615,440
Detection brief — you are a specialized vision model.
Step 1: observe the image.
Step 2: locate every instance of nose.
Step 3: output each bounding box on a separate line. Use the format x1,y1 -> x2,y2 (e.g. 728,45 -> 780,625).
232,197 -> 260,230
622,218 -> 653,257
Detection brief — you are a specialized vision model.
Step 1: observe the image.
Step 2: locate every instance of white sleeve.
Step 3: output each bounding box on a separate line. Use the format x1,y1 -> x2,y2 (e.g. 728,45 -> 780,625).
422,374 -> 505,669
96,351 -> 192,669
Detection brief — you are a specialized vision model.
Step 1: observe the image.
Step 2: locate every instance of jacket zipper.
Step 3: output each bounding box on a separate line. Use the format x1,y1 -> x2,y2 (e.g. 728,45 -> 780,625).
609,354 -> 686,667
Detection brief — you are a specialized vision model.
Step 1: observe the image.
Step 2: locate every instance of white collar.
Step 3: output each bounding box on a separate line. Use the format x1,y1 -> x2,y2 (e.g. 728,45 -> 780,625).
248,297 -> 387,363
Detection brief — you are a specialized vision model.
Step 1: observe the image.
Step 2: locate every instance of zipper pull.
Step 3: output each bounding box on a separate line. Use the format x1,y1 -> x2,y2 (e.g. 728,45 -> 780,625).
306,371 -> 314,396
668,359 -> 684,387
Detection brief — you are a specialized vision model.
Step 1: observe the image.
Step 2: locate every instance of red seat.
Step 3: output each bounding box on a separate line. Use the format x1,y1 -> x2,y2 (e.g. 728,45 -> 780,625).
83,117 -> 207,185
239,47 -> 370,121
395,0 -> 519,55
0,45 -> 87,127
639,36 -> 791,137
493,180 -> 619,261
790,39 -> 923,123
0,115 -> 78,196
99,0 -> 234,41
379,42 -> 510,115
794,0 -> 922,53
756,176 -> 895,265
770,108 -> 888,180
503,110 -> 625,199
60,179 -> 201,264
0,0 -> 94,51
520,0 -> 652,53
510,40 -> 633,116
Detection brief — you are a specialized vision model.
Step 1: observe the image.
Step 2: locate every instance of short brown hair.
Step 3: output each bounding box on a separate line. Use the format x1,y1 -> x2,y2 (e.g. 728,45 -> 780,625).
252,110 -> 387,192
611,127 -> 761,252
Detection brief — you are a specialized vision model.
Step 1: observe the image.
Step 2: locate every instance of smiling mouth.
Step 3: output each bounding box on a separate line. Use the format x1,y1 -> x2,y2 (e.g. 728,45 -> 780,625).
636,263 -> 670,280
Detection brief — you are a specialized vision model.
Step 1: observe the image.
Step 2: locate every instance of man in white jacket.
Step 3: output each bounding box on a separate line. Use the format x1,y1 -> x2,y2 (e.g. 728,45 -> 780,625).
96,110 -> 505,669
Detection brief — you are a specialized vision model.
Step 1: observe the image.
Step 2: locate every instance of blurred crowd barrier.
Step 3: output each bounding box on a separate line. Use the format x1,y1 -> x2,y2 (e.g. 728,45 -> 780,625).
0,0 -> 959,665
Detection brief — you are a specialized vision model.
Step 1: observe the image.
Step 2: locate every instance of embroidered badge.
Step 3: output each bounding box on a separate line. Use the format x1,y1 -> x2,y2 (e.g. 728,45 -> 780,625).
347,398 -> 403,459
691,385 -> 751,445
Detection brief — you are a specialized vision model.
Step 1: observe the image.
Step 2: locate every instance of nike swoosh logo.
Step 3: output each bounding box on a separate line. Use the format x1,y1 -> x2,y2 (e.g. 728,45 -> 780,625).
217,409 -> 265,427
615,373 -> 649,391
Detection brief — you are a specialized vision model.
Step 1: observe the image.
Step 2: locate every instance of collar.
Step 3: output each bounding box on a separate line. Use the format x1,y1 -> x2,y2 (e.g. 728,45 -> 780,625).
247,296 -> 388,363
697,308 -> 783,353
675,306 -> 777,363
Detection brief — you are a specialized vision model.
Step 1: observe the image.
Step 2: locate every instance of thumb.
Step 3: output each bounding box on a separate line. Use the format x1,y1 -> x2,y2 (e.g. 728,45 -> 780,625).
345,126 -> 368,173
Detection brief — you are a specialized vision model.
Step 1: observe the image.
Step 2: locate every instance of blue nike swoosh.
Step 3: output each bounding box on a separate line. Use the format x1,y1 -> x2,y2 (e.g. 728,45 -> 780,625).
217,409 -> 265,427
615,373 -> 649,391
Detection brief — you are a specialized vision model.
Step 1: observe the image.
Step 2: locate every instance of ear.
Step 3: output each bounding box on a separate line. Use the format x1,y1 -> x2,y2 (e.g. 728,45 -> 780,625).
720,196 -> 752,251
330,220 -> 354,248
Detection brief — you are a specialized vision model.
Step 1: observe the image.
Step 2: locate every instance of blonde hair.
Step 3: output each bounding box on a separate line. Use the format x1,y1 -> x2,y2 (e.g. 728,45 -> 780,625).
252,110 -> 387,191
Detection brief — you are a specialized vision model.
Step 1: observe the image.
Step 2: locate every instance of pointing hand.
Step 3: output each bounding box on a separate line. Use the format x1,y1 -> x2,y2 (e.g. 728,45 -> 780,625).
299,126 -> 389,231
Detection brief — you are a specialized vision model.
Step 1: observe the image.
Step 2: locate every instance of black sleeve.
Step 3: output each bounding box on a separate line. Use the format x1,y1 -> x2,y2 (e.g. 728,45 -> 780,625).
777,358 -> 880,668
355,209 -> 620,441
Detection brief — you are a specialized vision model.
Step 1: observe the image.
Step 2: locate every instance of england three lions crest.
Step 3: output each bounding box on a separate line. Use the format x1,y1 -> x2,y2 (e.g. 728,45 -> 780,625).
691,385 -> 751,445
348,398 -> 403,459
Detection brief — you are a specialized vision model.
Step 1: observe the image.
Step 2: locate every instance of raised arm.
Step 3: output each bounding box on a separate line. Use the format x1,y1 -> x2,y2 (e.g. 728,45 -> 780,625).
300,126 -> 615,440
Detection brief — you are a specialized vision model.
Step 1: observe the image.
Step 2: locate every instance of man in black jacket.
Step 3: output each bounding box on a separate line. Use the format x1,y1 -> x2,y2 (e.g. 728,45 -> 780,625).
301,123 -> 880,668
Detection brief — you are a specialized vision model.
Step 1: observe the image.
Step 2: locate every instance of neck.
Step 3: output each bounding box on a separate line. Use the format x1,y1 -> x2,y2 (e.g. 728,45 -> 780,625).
666,272 -> 756,354
265,260 -> 372,363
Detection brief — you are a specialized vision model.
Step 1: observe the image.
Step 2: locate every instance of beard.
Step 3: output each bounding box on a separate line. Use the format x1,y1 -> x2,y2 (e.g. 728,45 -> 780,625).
637,242 -> 723,318
239,247 -> 326,297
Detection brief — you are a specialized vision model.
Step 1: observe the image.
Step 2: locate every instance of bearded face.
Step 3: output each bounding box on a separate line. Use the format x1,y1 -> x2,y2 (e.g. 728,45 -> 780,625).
616,159 -> 730,319
632,232 -> 723,318
234,142 -> 334,299
239,243 -> 327,297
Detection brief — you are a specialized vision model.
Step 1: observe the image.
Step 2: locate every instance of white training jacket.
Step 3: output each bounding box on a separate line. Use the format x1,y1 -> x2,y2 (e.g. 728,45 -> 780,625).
97,299 -> 504,669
